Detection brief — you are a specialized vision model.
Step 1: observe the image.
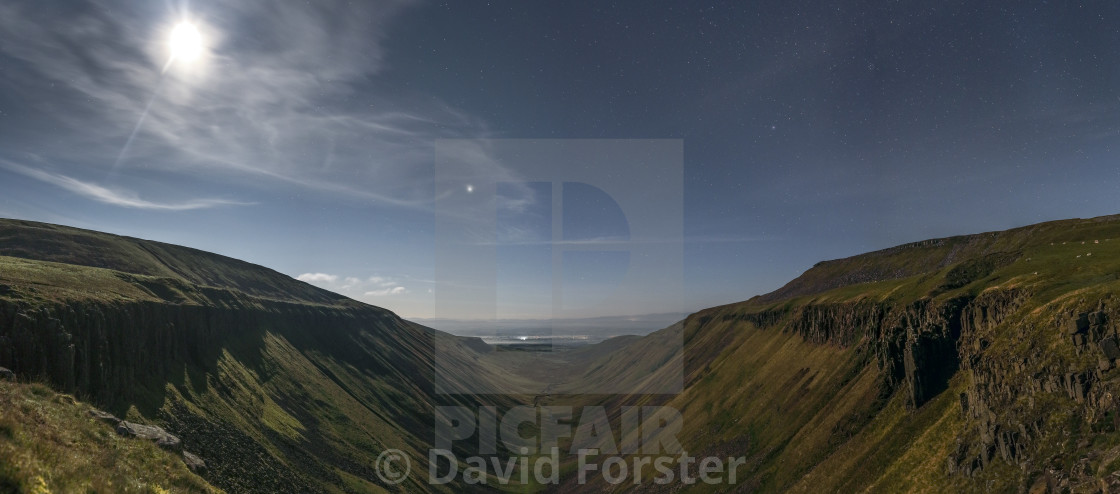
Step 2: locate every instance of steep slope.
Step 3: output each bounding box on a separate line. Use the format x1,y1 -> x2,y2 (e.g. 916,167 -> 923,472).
0,378 -> 220,493
9,214 -> 1120,492
559,214 -> 1120,493
0,219 -> 522,493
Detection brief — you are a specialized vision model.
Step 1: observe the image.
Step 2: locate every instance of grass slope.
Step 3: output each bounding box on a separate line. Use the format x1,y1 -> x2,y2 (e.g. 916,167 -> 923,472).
0,219 -> 527,493
561,214 -> 1120,492
0,219 -> 344,305
6,214 -> 1120,492
0,379 -> 220,493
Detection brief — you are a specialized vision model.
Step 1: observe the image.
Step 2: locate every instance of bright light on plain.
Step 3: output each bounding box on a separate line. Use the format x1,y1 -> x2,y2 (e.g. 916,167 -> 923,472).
169,22 -> 203,63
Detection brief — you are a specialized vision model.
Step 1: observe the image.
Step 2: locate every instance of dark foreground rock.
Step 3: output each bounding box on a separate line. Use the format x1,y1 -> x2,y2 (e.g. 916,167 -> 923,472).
0,367 -> 14,381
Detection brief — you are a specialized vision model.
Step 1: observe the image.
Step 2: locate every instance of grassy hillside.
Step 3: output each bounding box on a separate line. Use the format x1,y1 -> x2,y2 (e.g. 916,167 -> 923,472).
754,214 -> 1120,303
549,214 -> 1120,493
0,379 -> 220,493
0,219 -> 526,493
6,214 -> 1120,492
0,219 -> 345,305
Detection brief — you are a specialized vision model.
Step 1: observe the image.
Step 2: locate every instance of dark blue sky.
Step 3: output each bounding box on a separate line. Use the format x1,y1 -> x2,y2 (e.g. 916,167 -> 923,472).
1,1 -> 1119,320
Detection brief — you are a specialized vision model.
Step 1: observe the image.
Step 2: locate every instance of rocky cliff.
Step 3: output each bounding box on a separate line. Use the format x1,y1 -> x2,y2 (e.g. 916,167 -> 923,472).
7,214 -> 1120,493
0,219 -> 514,493
561,214 -> 1120,493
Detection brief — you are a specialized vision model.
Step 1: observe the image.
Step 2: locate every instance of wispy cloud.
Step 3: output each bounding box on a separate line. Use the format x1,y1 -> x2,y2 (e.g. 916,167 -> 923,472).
297,271 -> 410,297
1,159 -> 251,210
0,0 -> 493,208
469,234 -> 775,247
364,286 -> 408,296
296,273 -> 338,283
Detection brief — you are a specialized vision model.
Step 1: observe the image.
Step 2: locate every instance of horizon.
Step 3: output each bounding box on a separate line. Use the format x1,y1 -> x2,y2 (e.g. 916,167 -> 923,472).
3,2 -> 1120,320
4,210 -> 1105,331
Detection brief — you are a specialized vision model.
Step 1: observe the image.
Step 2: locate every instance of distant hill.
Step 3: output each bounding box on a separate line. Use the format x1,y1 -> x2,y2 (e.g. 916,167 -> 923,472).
0,219 -> 346,304
754,214 -> 1120,303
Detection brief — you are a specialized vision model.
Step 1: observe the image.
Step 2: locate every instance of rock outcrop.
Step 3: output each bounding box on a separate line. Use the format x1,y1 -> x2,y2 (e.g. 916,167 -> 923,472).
183,451 -> 206,473
739,295 -> 971,410
116,420 -> 182,451
87,408 -> 120,426
0,296 -> 405,410
86,407 -> 208,475
753,286 -> 1120,485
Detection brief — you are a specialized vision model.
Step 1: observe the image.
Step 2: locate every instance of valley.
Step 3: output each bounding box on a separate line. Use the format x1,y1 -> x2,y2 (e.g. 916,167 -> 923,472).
4,215 -> 1120,492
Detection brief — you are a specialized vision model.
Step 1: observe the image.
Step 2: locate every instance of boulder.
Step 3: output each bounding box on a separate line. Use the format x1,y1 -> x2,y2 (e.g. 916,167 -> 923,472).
88,408 -> 120,426
1068,312 -> 1090,335
182,451 -> 207,473
116,421 -> 182,451
0,367 -> 14,381
1101,338 -> 1120,360
1090,311 -> 1108,327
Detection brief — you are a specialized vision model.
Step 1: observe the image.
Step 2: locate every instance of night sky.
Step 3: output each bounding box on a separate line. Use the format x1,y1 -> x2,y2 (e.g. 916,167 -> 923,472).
1,1 -> 1119,322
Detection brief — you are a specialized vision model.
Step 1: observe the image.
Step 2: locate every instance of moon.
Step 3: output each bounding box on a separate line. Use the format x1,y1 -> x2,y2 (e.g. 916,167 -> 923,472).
168,22 -> 204,64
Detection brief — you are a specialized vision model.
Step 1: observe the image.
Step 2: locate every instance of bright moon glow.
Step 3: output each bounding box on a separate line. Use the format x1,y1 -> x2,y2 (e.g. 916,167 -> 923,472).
169,22 -> 203,63
465,184 -> 474,193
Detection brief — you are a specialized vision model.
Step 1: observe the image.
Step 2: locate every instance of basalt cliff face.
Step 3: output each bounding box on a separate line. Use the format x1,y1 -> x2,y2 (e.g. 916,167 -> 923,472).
560,214 -> 1120,493
0,219 -> 515,493
8,215 -> 1120,493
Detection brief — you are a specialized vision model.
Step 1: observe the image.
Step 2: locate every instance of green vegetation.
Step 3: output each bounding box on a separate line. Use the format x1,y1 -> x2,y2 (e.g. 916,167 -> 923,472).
939,251 -> 1020,291
0,379 -> 220,493
553,214 -> 1120,492
0,219 -> 524,493
6,214 -> 1120,492
0,219 -> 347,305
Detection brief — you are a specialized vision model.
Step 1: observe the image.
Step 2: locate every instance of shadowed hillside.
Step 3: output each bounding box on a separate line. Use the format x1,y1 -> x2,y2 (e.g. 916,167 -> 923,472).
0,218 -> 524,493
551,214 -> 1120,493
8,215 -> 1120,492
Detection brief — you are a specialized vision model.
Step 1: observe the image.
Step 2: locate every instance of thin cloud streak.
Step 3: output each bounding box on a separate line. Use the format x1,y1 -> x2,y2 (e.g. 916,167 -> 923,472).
0,0 -> 500,210
468,235 -> 776,247
1,159 -> 253,211
364,286 -> 408,296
